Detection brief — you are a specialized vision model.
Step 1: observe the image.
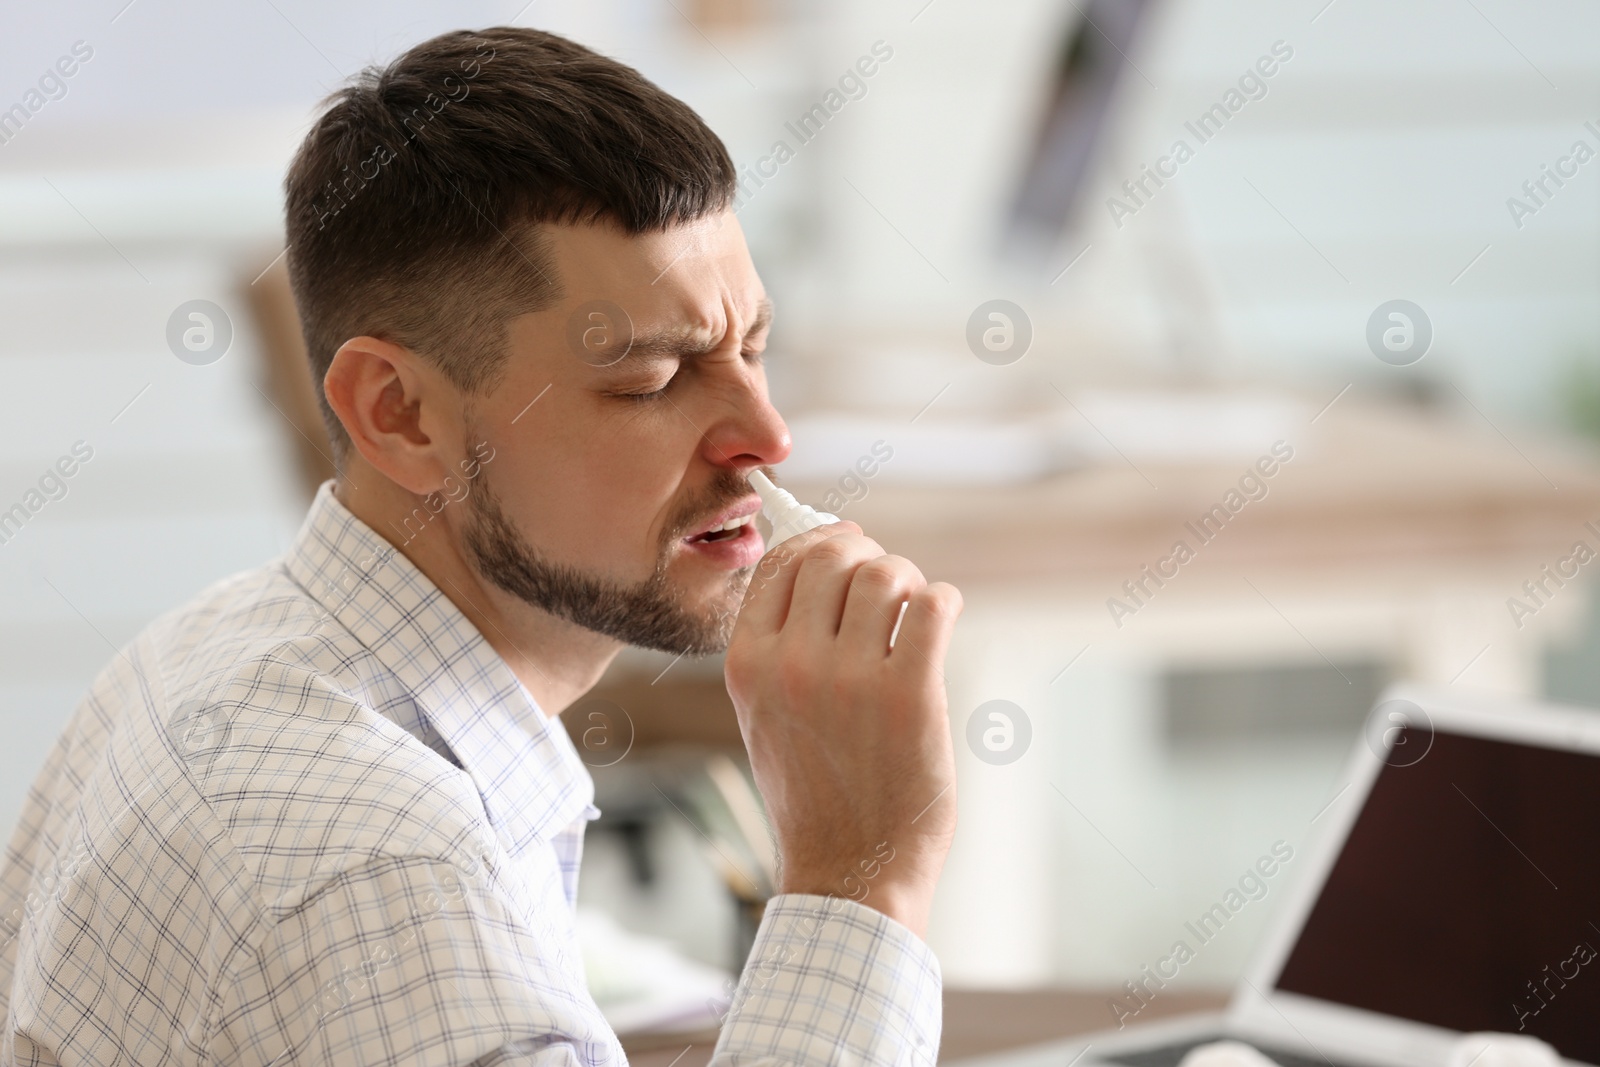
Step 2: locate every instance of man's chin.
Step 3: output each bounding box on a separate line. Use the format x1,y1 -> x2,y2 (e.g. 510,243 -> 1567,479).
641,567 -> 750,656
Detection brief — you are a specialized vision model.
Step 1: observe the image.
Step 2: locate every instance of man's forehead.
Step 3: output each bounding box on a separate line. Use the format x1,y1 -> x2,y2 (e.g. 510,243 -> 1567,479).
541,212 -> 768,352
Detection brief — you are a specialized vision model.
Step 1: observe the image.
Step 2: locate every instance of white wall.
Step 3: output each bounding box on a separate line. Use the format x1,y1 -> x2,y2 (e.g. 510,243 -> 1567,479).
763,0 -> 1600,427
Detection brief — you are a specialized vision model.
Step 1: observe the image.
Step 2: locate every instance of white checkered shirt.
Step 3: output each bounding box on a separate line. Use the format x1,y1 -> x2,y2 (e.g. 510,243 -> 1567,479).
0,480 -> 942,1066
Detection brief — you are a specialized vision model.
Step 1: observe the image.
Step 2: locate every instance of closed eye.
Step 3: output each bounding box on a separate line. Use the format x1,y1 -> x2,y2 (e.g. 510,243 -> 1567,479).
612,346 -> 764,403
614,373 -> 677,403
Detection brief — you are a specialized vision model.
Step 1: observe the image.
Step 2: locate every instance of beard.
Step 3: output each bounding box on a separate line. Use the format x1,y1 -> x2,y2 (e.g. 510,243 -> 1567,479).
461,463 -> 755,655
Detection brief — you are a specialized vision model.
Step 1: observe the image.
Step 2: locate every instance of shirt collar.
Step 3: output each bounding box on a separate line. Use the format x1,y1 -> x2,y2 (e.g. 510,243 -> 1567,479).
283,480 -> 597,855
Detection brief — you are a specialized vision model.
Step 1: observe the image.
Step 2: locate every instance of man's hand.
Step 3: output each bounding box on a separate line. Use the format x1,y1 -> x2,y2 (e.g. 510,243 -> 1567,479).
724,520 -> 964,939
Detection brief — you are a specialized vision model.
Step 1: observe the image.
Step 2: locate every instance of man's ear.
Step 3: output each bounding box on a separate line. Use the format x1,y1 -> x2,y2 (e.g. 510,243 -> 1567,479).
323,335 -> 457,497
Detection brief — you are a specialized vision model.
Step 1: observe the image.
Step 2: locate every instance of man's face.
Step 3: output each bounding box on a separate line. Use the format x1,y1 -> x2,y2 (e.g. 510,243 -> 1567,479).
459,210 -> 790,655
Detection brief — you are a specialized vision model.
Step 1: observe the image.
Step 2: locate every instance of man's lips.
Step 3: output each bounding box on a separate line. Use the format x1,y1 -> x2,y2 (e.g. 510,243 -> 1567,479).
682,496 -> 762,543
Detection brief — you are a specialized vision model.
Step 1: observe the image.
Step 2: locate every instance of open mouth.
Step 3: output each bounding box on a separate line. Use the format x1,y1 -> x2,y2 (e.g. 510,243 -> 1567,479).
685,512 -> 756,544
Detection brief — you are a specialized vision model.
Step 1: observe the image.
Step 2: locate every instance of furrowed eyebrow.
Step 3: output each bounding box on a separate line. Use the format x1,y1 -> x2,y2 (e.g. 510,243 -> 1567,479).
623,298 -> 773,363
746,298 -> 773,339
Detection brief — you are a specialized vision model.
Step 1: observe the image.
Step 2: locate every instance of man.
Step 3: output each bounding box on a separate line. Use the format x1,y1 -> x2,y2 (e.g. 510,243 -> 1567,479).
0,26 -> 962,1067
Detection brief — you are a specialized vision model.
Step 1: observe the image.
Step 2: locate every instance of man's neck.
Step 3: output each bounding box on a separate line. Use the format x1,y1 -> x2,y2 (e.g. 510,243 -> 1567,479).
331,469 -> 621,717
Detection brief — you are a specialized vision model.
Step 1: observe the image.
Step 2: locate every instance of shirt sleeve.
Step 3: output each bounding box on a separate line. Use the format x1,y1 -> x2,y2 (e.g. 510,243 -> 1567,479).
710,894 -> 943,1067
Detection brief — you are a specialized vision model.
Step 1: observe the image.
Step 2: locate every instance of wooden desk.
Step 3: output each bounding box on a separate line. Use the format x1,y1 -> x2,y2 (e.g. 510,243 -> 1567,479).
784,399 -> 1600,591
622,987 -> 1229,1065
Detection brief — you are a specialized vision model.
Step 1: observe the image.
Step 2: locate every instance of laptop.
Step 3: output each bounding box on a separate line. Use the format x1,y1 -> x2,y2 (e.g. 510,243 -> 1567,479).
949,685 -> 1600,1067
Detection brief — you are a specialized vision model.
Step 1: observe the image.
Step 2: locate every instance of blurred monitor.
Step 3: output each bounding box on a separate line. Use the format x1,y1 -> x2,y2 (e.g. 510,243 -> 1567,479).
1006,0 -> 1158,256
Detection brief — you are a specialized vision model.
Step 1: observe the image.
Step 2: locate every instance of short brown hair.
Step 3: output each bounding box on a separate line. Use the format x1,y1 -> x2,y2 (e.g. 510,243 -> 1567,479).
284,27 -> 736,459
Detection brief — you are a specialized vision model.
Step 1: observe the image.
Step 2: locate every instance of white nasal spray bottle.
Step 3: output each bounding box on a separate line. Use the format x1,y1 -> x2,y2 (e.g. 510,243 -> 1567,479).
746,470 -> 840,547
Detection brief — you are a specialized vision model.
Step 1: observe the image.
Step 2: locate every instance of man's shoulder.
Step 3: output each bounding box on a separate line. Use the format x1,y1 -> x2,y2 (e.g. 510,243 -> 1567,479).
141,554 -> 335,668
133,558 -> 493,910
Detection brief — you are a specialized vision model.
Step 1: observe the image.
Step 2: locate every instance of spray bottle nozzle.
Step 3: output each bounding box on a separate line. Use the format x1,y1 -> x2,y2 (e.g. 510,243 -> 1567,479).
746,470 -> 841,548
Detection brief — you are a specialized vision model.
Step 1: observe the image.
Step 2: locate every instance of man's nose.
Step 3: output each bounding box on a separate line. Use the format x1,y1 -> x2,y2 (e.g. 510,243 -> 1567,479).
700,383 -> 791,474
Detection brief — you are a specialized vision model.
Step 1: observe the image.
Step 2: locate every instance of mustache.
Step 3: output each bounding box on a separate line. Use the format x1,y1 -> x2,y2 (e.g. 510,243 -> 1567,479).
664,465 -> 775,543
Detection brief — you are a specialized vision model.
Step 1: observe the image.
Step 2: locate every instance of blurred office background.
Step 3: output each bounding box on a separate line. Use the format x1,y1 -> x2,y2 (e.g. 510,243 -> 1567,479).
3,0 -> 1599,1023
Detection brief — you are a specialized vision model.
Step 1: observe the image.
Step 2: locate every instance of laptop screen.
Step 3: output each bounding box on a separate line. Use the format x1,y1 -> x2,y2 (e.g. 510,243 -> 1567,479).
1274,727 -> 1600,1062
